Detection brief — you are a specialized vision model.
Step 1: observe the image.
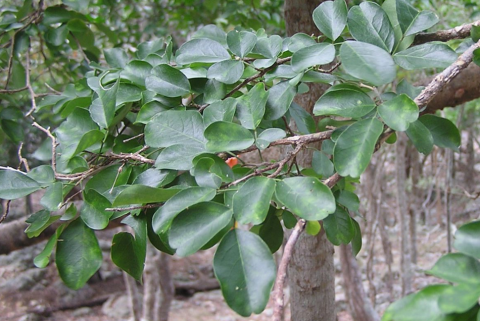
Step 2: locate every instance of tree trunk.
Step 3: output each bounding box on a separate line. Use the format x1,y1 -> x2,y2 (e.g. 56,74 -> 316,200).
340,244 -> 380,321
284,1 -> 336,320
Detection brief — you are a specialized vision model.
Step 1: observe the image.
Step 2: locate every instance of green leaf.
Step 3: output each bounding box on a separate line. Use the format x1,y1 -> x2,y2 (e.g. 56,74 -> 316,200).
396,0 -> 439,37
192,158 -> 222,188
419,115 -> 461,152
351,219 -> 362,256
90,79 -> 119,129
291,43 -> 336,72
314,84 -> 376,118
207,60 -> 244,85
192,25 -> 227,46
176,39 -> 230,64
34,227 -> 63,268
203,98 -> 237,127
427,253 -> 480,284
382,285 -> 451,321
333,118 -> 384,178
312,0 -> 348,41
121,60 -> 152,87
0,169 -> 41,200
205,121 -> 254,152
133,169 -> 176,188
113,185 -> 181,207
256,128 -> 286,150
394,43 -> 457,70
406,120 -> 434,155
155,144 -> 205,170
146,64 -> 191,97
227,30 -> 257,58
253,35 -> 282,59
251,209 -> 284,253
236,83 -> 269,129
85,164 -> 130,194
438,283 -> 480,314
137,38 -> 165,59
472,26 -> 480,43
56,219 -> 102,290
301,70 -> 337,84
25,165 -> 54,186
169,202 -> 233,257
45,24 -> 68,46
287,33 -> 316,52
81,189 -> 112,230
290,102 -> 316,134
214,229 -> 276,317
111,215 -> 147,281
275,177 -> 336,221
25,210 -> 50,237
152,187 -> 216,235
104,48 -> 129,68
145,110 -> 205,148
339,41 -> 396,86
1,119 -> 24,143
306,220 -> 322,236
378,94 -> 418,131
312,151 -> 334,177
233,177 -> 276,225
323,206 -> 355,245
337,190 -> 360,212
203,79 -> 226,104
264,81 -> 296,120
454,220 -> 480,259
347,2 -> 395,52
40,182 -> 63,211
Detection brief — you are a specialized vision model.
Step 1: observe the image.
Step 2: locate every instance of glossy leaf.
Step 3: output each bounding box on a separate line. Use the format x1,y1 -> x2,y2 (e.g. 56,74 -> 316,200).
81,189 -> 112,230
145,110 -> 205,148
251,209 -> 284,253
254,35 -> 282,59
233,177 -> 276,225
203,79 -> 226,103
90,78 -> 118,129
347,2 -> 395,52
152,187 -> 216,235
291,43 -> 335,72
337,190 -> 360,212
419,115 -> 461,152
394,43 -> 457,70
192,24 -> 227,46
207,60 -> 244,85
396,0 -> 439,37
121,60 -> 153,87
340,41 -> 396,86
112,185 -> 181,207
154,144 -> 205,170
287,33 -> 316,52
0,169 -> 41,199
323,206 -> 355,245
312,151 -> 334,177
314,84 -> 376,118
306,221 -> 322,236
176,39 -> 230,64
351,219 -> 362,256
406,120 -> 434,155
214,229 -> 276,317
146,64 -> 191,97
333,118 -> 383,178
256,128 -> 286,150
227,30 -> 257,58
56,219 -> 102,290
205,121 -> 254,152
34,227 -> 63,268
40,182 -> 63,211
454,220 -> 480,259
438,283 -> 480,314
382,285 -> 451,321
275,177 -> 336,221
264,81 -> 296,120
133,169 -> 176,188
203,98 -> 237,127
427,253 -> 480,284
104,48 -> 129,68
312,0 -> 348,41
169,202 -> 233,256
378,94 -> 418,131
111,215 -> 147,281
235,83 -> 269,129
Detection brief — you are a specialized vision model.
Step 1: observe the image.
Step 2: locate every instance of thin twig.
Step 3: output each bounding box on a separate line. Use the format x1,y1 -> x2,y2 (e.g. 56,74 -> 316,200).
0,87 -> 28,94
25,50 -> 38,117
0,200 -> 11,224
272,219 -> 306,321
31,122 -> 57,173
17,143 -> 30,172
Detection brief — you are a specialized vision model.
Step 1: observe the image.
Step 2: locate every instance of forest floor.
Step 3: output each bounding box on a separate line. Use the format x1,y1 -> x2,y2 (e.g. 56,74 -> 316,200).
0,193 -> 477,321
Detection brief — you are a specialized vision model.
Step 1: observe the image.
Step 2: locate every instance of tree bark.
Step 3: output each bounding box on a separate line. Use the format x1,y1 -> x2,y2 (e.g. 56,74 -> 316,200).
340,244 -> 380,321
284,1 -> 336,320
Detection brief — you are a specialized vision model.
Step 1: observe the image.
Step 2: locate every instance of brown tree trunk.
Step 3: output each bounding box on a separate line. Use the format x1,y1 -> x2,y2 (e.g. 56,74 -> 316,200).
340,244 -> 380,321
284,1 -> 335,320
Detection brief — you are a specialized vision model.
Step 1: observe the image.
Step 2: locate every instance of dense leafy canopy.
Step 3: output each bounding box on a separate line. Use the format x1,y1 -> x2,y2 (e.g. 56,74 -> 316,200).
0,0 -> 474,317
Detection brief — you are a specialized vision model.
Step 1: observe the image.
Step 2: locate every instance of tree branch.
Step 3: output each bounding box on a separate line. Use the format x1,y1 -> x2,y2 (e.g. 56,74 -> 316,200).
272,219 -> 306,321
413,20 -> 480,46
415,39 -> 480,110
